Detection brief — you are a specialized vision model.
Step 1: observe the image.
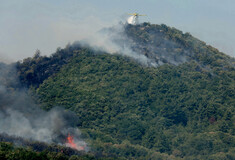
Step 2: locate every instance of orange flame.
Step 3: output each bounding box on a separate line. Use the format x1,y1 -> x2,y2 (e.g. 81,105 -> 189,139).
66,134 -> 85,151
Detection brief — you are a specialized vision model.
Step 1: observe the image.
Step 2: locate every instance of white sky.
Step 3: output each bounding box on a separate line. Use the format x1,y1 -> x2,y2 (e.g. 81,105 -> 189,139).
0,0 -> 234,62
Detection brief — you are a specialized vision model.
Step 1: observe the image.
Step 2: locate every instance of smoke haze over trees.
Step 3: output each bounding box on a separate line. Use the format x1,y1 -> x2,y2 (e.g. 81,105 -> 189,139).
0,62 -> 88,152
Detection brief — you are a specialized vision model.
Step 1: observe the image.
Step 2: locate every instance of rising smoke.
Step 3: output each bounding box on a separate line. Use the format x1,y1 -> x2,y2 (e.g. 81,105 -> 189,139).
77,19 -> 158,67
0,63 -> 88,151
75,15 -> 192,67
95,19 -> 192,67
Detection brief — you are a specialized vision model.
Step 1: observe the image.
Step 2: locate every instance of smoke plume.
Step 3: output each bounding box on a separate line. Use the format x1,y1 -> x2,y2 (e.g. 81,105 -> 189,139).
0,63 -> 88,151
78,21 -> 158,67
74,16 -> 192,67
98,22 -> 192,67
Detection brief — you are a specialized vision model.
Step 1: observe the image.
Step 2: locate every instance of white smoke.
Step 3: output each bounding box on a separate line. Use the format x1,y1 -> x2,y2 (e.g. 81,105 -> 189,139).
1,107 -> 60,142
127,16 -> 137,25
0,64 -> 88,151
79,22 -> 157,67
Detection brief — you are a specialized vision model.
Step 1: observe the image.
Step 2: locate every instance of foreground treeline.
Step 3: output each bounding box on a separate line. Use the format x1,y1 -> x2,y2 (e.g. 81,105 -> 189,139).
0,142 -> 77,160
0,142 -> 118,160
0,134 -> 118,160
12,23 -> 235,159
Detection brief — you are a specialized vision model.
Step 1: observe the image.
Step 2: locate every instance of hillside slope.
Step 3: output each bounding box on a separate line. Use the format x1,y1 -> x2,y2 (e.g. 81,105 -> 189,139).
37,55 -> 234,159
16,23 -> 235,159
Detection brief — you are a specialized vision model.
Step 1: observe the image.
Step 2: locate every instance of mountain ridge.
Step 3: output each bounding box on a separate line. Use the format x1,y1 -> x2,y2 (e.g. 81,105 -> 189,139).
16,23 -> 235,89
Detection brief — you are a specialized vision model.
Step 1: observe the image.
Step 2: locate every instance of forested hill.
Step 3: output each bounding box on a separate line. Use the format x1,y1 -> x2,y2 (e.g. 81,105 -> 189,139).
10,23 -> 235,159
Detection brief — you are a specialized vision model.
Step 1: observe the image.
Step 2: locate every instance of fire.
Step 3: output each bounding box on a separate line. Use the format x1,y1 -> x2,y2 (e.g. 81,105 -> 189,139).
66,134 -> 78,149
66,134 -> 85,151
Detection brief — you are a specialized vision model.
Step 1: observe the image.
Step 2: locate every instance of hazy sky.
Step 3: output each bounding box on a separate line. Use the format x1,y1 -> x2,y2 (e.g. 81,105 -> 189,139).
0,0 -> 234,62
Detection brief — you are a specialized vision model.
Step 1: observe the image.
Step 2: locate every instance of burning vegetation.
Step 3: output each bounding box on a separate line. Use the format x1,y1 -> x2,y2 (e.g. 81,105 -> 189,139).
66,134 -> 85,151
0,63 -> 89,153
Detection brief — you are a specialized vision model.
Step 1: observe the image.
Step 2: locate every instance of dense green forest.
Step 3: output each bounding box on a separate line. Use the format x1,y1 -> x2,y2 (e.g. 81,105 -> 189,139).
36,52 -> 234,159
1,23 -> 234,159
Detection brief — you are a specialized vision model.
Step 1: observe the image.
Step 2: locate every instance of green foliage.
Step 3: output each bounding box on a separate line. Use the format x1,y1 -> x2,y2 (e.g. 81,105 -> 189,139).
16,43 -> 82,87
16,23 -> 235,159
36,51 -> 234,159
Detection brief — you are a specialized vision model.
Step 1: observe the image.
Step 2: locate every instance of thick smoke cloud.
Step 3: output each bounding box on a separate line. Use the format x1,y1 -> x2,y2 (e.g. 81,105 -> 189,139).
85,20 -> 192,67
79,22 -> 158,67
0,63 -> 88,151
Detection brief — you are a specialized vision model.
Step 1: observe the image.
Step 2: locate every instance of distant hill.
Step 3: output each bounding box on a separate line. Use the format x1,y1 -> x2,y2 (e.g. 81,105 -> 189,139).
11,23 -> 235,159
